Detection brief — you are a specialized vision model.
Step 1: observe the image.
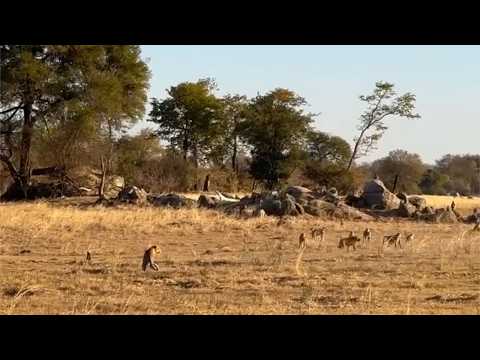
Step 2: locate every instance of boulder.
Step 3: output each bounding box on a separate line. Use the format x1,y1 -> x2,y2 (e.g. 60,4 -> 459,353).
333,203 -> 374,221
261,198 -> 283,216
436,209 -> 459,224
198,194 -> 219,209
397,192 -> 409,203
408,195 -> 427,210
303,199 -> 336,217
397,200 -> 417,218
422,206 -> 435,215
117,186 -> 148,205
361,179 -> 401,210
149,193 -> 194,208
285,186 -> 316,204
280,193 -> 301,216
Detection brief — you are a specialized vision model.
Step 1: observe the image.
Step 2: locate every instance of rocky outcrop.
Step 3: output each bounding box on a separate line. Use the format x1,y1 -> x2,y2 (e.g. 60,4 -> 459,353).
361,179 -> 401,210
149,193 -> 195,208
397,200 -> 417,218
117,186 -> 148,205
198,194 -> 219,209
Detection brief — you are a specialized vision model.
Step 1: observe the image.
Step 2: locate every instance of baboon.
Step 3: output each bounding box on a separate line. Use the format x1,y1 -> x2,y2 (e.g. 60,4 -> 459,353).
338,233 -> 361,251
363,228 -> 372,247
473,222 -> 480,232
299,233 -> 307,249
142,245 -> 160,271
311,226 -> 326,246
383,233 -> 402,248
86,251 -> 92,262
405,233 -> 415,243
451,201 -> 456,211
254,208 -> 266,218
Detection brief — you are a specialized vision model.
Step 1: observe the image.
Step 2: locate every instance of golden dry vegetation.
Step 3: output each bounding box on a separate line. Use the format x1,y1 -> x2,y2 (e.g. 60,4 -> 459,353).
1,199 -> 479,314
422,195 -> 480,214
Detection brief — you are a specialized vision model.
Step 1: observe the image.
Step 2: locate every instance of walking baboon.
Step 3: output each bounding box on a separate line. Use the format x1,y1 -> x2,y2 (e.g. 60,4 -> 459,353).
363,228 -> 372,247
338,234 -> 361,251
142,245 -> 160,271
311,226 -> 326,246
383,233 -> 402,248
299,233 -> 307,249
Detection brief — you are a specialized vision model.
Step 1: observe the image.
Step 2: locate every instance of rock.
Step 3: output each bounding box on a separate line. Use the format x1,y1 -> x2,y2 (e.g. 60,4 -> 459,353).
261,198 -> 283,216
285,186 -> 316,205
422,206 -> 435,215
397,200 -> 417,218
281,193 -> 301,216
333,203 -> 374,221
198,194 -> 219,209
397,192 -> 409,203
117,186 -> 148,205
104,175 -> 125,198
149,193 -> 194,208
361,179 -> 401,210
436,209 -> 459,224
304,199 -> 336,217
408,196 -> 426,210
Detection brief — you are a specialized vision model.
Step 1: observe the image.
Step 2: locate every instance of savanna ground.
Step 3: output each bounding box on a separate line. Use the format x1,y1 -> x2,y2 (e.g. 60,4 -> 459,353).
1,196 -> 480,315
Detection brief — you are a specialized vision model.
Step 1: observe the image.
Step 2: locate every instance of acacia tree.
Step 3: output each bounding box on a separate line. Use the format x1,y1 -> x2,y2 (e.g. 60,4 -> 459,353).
346,81 -> 420,171
148,78 -> 224,168
240,88 -> 315,189
303,130 -> 353,189
370,149 -> 426,194
219,94 -> 248,173
0,45 -> 150,198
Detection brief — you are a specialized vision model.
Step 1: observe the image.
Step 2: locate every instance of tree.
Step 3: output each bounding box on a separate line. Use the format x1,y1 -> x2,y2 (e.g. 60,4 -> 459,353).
239,88 -> 315,189
370,150 -> 426,194
115,129 -> 163,185
346,81 -> 420,171
303,130 -> 353,190
0,45 -> 150,198
148,78 -> 224,168
219,94 -> 248,173
419,168 -> 449,195
435,154 -> 480,195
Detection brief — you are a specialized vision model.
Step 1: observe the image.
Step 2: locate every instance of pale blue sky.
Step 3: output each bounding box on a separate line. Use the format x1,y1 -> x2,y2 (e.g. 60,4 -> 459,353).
133,45 -> 480,165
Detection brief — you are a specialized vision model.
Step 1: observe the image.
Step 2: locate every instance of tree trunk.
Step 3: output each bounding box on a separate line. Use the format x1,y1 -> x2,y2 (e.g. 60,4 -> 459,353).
232,136 -> 237,173
346,128 -> 368,172
98,156 -> 106,200
392,174 -> 399,193
18,101 -> 34,198
203,174 -> 210,192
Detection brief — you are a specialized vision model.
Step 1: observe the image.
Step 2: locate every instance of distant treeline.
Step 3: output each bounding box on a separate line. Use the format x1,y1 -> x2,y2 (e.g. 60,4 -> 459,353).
1,45 -> 478,197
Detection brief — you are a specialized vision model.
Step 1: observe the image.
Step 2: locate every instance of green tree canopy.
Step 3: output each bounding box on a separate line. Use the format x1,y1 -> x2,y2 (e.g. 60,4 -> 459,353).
347,81 -> 420,170
239,88 -> 315,189
0,45 -> 150,197
370,149 -> 426,194
148,78 -> 224,168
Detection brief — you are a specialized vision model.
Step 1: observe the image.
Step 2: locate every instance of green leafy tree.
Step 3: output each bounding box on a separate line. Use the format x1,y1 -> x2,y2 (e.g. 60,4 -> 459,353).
419,168 -> 449,195
239,88 -> 315,189
435,154 -> 480,195
347,81 -> 420,171
219,94 -> 248,172
370,149 -> 426,194
303,131 -> 353,190
0,45 -> 150,197
148,78 -> 225,168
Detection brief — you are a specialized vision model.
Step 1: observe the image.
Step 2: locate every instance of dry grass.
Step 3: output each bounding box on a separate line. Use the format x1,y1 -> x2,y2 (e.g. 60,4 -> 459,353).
1,200 -> 479,314
421,195 -> 480,214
